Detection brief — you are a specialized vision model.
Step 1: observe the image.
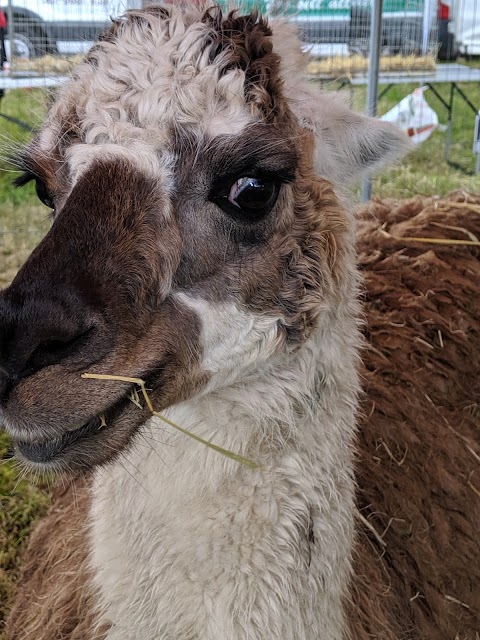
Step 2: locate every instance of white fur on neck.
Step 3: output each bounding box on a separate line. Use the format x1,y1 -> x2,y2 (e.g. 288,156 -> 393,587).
89,295 -> 360,640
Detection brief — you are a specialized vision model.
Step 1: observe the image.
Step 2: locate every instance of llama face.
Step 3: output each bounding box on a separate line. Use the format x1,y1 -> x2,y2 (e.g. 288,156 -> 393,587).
0,6 -> 406,472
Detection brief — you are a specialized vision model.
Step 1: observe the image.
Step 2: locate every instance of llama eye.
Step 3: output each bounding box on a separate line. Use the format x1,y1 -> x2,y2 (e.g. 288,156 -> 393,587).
35,179 -> 54,210
213,176 -> 279,224
228,177 -> 277,215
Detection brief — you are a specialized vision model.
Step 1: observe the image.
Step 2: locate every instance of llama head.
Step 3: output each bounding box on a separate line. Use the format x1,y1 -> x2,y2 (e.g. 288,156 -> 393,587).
0,6 -> 408,472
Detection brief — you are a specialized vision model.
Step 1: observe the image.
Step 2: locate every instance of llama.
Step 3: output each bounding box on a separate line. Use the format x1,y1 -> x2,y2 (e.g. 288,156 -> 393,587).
0,5 -> 478,640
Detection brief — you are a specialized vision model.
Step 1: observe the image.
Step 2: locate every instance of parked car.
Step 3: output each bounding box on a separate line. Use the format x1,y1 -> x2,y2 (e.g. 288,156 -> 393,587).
0,0 -> 139,59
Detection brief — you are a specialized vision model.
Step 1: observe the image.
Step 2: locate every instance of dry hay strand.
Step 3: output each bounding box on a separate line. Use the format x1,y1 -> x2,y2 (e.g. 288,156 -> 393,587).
11,54 -> 83,74
307,54 -> 437,77
82,373 -> 259,468
349,191 -> 480,639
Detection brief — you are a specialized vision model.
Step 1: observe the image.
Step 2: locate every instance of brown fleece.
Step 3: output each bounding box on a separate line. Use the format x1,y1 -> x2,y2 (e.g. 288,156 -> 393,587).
349,191 -> 480,640
5,475 -> 107,640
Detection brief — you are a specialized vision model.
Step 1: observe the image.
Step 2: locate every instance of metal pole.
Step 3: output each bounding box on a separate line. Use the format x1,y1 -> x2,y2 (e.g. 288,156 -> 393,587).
474,113 -> 480,175
445,83 -> 455,163
421,0 -> 432,56
6,0 -> 13,66
361,0 -> 384,202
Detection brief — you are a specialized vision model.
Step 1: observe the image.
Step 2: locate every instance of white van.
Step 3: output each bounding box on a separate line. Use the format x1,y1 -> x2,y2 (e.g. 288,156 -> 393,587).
454,0 -> 480,55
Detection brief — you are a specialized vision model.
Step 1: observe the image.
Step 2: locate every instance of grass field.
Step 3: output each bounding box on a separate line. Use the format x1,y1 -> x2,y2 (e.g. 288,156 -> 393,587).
0,66 -> 479,633
0,433 -> 50,627
0,89 -> 51,286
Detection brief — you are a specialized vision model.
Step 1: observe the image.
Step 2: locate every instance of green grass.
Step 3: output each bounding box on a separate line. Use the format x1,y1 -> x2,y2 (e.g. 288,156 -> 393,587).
318,61 -> 480,198
0,67 -> 479,632
0,200 -> 50,286
0,89 -> 51,286
374,78 -> 480,197
0,433 -> 50,631
0,90 -> 51,636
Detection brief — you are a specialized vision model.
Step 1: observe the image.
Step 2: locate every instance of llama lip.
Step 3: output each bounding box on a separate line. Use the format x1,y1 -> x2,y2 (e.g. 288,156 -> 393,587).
14,394 -> 131,464
15,418 -> 103,463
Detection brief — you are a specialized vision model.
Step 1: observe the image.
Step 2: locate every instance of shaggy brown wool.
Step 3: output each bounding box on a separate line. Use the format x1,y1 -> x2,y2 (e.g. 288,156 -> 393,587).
5,475 -> 106,640
5,192 -> 480,639
350,192 -> 480,639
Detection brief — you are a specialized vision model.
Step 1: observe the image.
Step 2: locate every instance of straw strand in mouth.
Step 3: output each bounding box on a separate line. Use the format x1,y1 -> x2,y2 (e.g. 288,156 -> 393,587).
81,373 -> 260,469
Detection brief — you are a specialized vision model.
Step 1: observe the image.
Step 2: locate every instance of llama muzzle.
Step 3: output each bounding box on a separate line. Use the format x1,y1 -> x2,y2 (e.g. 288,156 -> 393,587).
0,158 -> 198,470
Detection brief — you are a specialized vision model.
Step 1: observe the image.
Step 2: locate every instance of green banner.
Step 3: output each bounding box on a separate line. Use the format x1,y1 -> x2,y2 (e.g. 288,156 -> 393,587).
222,0 -> 425,19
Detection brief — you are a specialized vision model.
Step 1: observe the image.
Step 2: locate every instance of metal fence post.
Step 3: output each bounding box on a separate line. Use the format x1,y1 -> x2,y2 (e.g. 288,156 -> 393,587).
361,0 -> 384,203
474,112 -> 480,175
6,0 -> 13,65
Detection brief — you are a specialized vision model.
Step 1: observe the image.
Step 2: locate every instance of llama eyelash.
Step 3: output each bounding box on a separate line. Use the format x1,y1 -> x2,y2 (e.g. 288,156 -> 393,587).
210,165 -> 296,196
13,170 -> 37,189
13,170 -> 56,212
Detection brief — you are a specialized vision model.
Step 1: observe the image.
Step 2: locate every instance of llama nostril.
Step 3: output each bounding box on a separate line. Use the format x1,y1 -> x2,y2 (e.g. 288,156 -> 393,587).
24,327 -> 96,374
0,366 -> 11,399
0,286 -> 113,384
34,337 -> 78,358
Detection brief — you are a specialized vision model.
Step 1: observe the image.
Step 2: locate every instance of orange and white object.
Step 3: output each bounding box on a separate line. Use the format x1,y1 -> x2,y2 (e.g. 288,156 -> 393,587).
380,86 -> 439,145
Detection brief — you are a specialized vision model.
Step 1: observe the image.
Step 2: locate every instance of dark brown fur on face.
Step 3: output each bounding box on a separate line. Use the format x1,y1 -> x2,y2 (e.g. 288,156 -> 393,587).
6,193 -> 479,639
0,159 -> 205,471
202,8 -> 287,122
172,127 -> 351,344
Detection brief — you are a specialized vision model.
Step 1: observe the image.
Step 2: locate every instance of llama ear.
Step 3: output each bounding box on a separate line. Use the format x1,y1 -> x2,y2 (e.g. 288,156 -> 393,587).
292,90 -> 411,187
270,21 -> 410,186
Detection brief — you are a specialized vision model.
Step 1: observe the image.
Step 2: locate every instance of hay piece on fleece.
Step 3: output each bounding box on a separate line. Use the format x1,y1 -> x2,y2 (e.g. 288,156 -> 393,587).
349,192 -> 480,640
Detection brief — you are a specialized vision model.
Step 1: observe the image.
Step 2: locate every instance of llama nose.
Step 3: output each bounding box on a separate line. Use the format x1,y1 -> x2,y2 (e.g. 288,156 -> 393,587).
0,287 -> 98,387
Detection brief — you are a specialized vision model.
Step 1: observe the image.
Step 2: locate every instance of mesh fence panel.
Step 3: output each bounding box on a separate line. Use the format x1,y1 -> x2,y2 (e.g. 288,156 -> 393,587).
0,0 -> 453,75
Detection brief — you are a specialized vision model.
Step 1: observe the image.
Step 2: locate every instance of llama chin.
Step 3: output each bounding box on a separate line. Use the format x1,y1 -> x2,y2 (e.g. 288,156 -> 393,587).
2,5 -> 478,640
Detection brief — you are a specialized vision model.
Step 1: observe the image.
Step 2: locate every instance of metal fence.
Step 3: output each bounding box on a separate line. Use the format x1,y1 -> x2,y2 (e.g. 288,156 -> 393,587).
2,0 -> 138,60
1,0 -> 479,94
0,0 -> 446,69
0,0 -> 478,85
